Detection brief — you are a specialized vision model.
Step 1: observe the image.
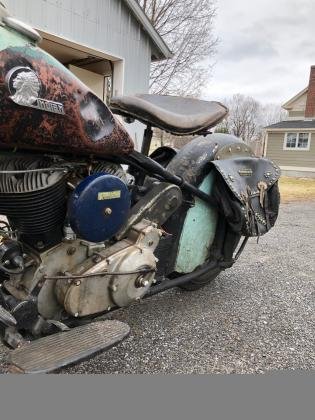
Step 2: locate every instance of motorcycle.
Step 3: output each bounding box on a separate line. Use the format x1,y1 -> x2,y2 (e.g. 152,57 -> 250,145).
0,5 -> 280,373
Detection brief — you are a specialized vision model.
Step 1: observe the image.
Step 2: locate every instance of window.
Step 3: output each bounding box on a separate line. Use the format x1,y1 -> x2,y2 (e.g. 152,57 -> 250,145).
297,133 -> 309,149
284,132 -> 311,150
286,133 -> 297,148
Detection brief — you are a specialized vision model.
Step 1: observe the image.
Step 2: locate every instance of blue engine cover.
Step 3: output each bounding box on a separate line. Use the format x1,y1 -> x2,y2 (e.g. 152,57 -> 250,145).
68,173 -> 130,242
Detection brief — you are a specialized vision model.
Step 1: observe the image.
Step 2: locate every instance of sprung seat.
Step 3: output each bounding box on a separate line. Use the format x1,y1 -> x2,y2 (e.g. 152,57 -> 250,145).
110,94 -> 228,136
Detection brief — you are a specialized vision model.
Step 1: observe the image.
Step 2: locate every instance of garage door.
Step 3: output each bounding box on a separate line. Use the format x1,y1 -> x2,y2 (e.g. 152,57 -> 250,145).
69,65 -> 105,101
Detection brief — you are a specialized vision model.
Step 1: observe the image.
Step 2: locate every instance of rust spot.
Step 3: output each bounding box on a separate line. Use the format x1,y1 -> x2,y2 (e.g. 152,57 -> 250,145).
0,47 -> 134,157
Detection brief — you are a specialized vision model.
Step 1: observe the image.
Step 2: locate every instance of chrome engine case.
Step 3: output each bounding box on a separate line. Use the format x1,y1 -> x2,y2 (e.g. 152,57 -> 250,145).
55,220 -> 160,317
4,220 -> 160,320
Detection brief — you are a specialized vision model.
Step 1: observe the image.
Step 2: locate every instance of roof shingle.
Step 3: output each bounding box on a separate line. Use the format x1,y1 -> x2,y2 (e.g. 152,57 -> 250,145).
265,120 -> 315,129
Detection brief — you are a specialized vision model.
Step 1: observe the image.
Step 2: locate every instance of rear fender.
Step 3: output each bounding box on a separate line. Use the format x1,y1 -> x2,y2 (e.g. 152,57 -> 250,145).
167,133 -> 254,184
158,133 -> 253,275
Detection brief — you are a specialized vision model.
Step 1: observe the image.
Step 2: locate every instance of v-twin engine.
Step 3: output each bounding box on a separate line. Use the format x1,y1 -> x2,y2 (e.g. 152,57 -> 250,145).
0,154 -> 161,328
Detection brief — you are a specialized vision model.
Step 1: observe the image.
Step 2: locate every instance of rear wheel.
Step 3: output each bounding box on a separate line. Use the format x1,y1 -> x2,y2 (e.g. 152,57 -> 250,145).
179,266 -> 222,291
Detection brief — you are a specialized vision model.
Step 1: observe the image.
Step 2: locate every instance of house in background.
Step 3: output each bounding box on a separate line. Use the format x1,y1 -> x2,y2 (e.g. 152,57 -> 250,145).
264,66 -> 315,178
4,0 -> 172,148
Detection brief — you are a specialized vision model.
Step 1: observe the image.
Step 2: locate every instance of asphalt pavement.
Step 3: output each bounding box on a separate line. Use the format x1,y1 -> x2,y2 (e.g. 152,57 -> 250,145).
0,200 -> 314,374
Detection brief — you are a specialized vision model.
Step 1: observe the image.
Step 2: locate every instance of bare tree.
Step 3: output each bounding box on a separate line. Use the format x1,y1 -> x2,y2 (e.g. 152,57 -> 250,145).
259,103 -> 288,127
216,94 -> 261,144
215,95 -> 287,155
136,0 -> 218,96
257,103 -> 287,156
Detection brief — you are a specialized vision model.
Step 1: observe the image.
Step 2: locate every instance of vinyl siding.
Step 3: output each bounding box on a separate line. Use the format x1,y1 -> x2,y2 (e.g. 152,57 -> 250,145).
266,131 -> 315,168
285,90 -> 308,114
288,110 -> 305,118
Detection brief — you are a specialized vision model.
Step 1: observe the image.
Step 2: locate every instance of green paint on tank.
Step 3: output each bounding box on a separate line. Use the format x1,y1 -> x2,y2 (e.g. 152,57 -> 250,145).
0,26 -> 66,70
175,171 -> 218,273
0,26 -> 30,51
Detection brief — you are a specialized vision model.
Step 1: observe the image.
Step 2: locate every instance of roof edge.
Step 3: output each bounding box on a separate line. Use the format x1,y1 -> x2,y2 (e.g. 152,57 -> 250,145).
123,0 -> 173,60
282,87 -> 308,109
265,119 -> 315,130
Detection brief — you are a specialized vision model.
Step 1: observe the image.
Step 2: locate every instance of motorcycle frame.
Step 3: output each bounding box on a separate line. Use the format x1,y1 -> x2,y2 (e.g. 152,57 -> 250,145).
108,125 -> 248,299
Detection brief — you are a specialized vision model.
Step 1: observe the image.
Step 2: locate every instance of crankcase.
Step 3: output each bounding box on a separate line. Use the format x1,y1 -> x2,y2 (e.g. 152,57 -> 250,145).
55,221 -> 160,317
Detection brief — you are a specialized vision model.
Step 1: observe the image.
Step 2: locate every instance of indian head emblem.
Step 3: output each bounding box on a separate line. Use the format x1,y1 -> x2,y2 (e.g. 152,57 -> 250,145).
6,66 -> 65,115
11,69 -> 41,106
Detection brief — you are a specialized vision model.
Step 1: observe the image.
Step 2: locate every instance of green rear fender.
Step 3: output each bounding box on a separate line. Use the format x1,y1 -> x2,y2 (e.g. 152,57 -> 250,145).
166,133 -> 254,275
175,171 -> 218,273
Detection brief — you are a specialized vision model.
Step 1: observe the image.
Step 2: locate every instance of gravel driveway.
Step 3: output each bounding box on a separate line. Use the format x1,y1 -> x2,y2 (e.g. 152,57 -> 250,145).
0,201 -> 314,374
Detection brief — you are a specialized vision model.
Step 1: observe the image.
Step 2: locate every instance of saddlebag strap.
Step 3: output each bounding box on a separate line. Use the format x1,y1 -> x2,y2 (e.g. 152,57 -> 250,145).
211,157 -> 281,237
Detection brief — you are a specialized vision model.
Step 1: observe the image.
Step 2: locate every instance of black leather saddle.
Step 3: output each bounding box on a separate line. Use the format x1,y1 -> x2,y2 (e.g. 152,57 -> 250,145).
110,94 -> 228,136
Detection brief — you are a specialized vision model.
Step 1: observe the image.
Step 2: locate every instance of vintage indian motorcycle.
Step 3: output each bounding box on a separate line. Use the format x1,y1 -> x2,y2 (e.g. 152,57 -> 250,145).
0,5 -> 280,373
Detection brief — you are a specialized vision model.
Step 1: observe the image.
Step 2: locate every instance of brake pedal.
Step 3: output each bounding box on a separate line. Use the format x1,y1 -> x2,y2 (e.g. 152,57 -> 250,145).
8,320 -> 130,374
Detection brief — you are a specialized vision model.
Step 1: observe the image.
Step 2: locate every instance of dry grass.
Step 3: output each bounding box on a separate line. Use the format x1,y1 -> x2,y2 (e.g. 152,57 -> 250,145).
279,176 -> 315,203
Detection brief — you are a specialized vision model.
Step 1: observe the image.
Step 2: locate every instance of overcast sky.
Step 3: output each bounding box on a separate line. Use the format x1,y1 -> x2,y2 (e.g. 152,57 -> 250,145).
203,0 -> 315,105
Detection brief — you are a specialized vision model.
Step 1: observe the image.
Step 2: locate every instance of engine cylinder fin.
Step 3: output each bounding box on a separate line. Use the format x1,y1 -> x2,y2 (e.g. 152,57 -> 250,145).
0,156 -> 68,246
92,161 -> 127,183
0,156 -> 66,193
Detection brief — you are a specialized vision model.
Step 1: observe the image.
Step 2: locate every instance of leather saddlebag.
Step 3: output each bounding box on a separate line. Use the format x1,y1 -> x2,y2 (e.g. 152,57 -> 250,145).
212,157 -> 281,237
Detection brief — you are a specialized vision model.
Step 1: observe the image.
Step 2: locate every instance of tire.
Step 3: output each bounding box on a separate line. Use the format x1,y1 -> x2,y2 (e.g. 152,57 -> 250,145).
178,266 -> 222,291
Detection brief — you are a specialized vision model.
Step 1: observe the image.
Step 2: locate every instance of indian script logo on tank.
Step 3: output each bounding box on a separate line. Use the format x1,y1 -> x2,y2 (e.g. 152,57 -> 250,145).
6,66 -> 65,115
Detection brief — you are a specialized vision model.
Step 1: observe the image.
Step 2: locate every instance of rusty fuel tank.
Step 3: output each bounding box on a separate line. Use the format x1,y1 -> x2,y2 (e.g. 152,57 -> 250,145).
0,22 -> 134,157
